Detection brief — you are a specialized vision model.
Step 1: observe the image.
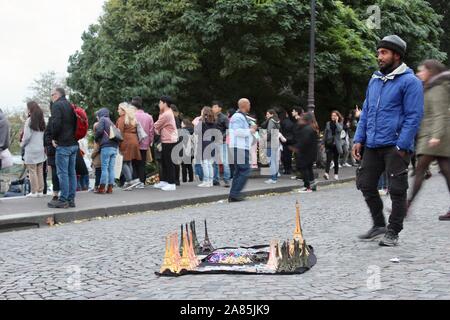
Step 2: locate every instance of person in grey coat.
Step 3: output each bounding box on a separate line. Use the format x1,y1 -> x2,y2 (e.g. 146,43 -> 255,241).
20,102 -> 47,197
409,60 -> 450,220
323,110 -> 344,180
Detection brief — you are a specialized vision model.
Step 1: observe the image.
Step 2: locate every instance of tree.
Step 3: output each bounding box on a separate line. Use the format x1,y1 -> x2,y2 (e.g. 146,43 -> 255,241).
67,0 -> 446,125
428,0 -> 450,66
25,71 -> 69,116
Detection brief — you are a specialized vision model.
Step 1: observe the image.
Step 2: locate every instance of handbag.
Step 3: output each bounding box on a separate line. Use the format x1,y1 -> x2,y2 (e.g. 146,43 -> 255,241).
114,152 -> 124,179
109,123 -> 123,142
0,149 -> 14,169
146,147 -> 154,163
136,121 -> 148,142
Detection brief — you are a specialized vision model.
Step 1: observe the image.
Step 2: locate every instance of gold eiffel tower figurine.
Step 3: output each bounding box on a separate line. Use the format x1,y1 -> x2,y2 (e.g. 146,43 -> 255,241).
171,233 -> 181,273
160,235 -> 176,273
179,230 -> 192,271
293,201 -> 304,245
266,240 -> 280,270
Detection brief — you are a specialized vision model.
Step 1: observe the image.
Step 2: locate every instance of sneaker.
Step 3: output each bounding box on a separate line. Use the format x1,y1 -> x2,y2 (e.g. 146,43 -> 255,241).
224,181 -> 231,188
334,174 -> 339,180
343,163 -> 352,167
68,200 -> 76,208
37,192 -> 45,198
199,182 -> 213,188
26,193 -> 38,198
213,181 -> 221,186
228,197 -> 244,203
161,184 -> 176,191
135,183 -> 145,189
48,200 -> 69,209
439,210 -> 450,221
379,229 -> 399,247
154,181 -> 169,189
298,188 -> 313,193
264,179 -> 277,184
323,173 -> 330,180
378,189 -> 388,196
290,176 -> 301,180
358,226 -> 386,241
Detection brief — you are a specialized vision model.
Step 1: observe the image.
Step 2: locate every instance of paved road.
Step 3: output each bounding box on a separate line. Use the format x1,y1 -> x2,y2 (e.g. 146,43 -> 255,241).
0,173 -> 449,300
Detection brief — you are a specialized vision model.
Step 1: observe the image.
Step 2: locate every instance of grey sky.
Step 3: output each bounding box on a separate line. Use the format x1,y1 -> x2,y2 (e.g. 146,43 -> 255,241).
0,0 -> 105,112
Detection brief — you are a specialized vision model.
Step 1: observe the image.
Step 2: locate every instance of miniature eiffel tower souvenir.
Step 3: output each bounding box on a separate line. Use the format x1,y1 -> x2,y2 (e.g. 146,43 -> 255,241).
190,220 -> 201,255
160,235 -> 173,273
179,230 -> 192,272
200,220 -> 215,254
266,240 -> 280,270
293,201 -> 305,245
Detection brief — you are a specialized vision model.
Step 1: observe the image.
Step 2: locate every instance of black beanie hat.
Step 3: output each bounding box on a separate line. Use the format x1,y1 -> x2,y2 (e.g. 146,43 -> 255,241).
377,35 -> 407,58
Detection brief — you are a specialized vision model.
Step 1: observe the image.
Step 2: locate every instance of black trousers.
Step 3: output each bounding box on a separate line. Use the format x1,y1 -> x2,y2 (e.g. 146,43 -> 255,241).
326,147 -> 340,174
50,164 -> 60,193
182,161 -> 194,183
161,143 -> 176,185
95,167 -> 102,187
281,144 -> 293,173
299,164 -> 314,189
356,146 -> 410,234
133,149 -> 148,183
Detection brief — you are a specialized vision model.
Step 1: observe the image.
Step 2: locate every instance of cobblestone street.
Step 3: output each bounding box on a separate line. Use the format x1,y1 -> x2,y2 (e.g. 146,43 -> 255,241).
0,174 -> 449,300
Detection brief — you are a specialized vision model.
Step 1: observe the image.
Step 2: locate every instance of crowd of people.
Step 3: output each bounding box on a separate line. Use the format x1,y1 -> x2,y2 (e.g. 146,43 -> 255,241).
0,34 -> 449,247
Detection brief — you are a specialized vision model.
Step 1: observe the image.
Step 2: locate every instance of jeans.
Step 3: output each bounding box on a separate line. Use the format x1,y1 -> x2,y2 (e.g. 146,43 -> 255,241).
195,163 -> 203,181
266,148 -> 279,181
229,148 -> 251,199
56,145 -> 78,202
122,161 -> 133,182
100,147 -> 117,185
356,146 -> 410,234
202,159 -> 214,183
213,144 -> 231,183
78,175 -> 90,190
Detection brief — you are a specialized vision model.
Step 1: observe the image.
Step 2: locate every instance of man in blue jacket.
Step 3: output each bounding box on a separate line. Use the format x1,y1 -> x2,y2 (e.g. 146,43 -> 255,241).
352,35 -> 424,246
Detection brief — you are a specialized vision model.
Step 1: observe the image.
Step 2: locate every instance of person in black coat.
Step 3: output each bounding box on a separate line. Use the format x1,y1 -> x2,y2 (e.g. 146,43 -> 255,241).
279,109 -> 295,174
291,113 -> 318,192
44,114 -> 60,201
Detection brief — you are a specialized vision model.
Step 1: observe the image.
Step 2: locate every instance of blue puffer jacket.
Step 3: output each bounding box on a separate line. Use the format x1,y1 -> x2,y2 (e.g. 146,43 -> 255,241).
354,64 -> 424,152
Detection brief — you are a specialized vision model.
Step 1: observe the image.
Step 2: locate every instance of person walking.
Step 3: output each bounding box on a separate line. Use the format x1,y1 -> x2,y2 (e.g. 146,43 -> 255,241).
228,99 -> 257,202
261,109 -> 281,184
291,112 -> 318,193
95,108 -> 119,194
353,35 -> 424,246
48,88 -> 78,209
154,96 -> 179,191
323,110 -> 344,181
408,60 -> 450,221
212,101 -> 231,187
131,97 -> 155,188
116,103 -> 142,190
21,101 -> 47,197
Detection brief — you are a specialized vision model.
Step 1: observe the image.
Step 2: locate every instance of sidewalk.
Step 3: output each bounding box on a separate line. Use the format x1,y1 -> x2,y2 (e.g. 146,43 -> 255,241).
0,167 -> 357,232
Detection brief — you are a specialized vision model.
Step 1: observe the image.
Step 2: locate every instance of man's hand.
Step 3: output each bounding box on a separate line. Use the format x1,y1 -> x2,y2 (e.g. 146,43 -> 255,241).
355,105 -> 362,119
397,150 -> 407,158
52,140 -> 58,148
352,143 -> 362,161
428,138 -> 440,148
250,125 -> 257,134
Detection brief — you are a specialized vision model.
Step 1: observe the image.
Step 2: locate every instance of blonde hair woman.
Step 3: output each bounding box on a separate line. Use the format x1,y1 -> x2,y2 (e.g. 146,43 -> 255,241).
116,102 -> 142,189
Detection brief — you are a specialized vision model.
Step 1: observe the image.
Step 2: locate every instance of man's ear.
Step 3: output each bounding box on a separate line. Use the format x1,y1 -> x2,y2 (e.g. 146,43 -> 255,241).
394,52 -> 402,63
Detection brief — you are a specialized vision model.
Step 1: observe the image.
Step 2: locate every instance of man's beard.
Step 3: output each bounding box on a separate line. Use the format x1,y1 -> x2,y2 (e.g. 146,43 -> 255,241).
379,60 -> 397,75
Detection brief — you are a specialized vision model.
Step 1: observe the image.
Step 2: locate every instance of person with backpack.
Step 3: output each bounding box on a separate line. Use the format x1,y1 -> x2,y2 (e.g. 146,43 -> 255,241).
323,110 -> 344,181
48,88 -> 79,209
21,101 -> 47,197
261,109 -> 281,184
94,108 -> 119,194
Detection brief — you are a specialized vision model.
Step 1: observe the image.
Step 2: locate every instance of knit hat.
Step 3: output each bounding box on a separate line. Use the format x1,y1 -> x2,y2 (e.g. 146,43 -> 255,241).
377,35 -> 407,58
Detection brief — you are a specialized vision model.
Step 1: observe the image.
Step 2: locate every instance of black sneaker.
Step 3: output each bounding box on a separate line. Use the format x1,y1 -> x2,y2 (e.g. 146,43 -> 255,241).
48,200 -> 69,209
213,181 -> 221,186
358,226 -> 386,241
228,197 -> 244,203
224,181 -> 231,188
379,229 -> 399,247
68,200 -> 76,208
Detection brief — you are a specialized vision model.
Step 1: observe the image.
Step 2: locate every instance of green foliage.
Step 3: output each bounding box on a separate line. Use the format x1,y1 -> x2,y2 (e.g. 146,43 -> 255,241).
67,0 -> 446,125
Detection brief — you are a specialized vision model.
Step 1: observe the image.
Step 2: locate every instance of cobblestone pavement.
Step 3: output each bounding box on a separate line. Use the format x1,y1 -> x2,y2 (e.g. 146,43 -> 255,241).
0,174 -> 449,300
